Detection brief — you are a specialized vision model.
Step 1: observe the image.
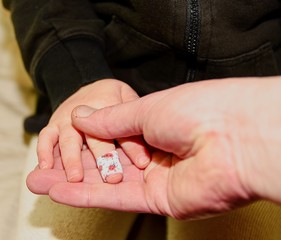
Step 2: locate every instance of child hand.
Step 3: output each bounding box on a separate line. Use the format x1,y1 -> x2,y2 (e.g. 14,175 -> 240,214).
37,79 -> 150,183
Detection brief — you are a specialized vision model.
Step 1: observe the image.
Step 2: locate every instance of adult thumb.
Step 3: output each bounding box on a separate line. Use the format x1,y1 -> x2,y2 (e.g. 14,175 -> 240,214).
71,102 -> 144,139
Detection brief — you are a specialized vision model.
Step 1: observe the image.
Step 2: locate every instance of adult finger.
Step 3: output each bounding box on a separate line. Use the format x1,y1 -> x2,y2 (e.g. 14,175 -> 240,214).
26,169 -> 67,195
72,102 -> 143,139
71,89 -> 173,139
49,181 -> 150,213
26,163 -> 141,195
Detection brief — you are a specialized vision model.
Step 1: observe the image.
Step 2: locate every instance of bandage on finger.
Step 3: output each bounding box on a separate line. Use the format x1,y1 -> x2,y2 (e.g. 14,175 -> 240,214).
96,150 -> 123,183
86,136 -> 123,183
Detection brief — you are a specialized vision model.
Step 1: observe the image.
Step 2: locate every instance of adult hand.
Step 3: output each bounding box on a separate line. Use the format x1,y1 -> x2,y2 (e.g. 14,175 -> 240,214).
28,77 -> 281,219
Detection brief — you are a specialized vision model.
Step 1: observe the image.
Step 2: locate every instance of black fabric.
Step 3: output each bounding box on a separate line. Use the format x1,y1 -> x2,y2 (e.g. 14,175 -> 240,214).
126,214 -> 166,240
3,0 -> 281,134
23,95 -> 52,133
36,37 -> 114,110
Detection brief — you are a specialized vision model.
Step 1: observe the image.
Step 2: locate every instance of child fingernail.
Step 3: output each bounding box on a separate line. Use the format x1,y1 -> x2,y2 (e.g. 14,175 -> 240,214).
138,156 -> 150,168
67,169 -> 83,182
39,161 -> 48,169
75,105 -> 96,118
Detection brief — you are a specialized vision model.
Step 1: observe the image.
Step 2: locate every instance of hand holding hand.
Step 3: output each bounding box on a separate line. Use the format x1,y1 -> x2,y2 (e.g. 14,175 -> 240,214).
37,79 -> 150,183
28,77 -> 281,219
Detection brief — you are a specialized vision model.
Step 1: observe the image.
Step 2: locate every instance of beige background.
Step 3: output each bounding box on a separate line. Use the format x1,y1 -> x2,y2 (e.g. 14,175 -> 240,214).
0,5 -> 36,240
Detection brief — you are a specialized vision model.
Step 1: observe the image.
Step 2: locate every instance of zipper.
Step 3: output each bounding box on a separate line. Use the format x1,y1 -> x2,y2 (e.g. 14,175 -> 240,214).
184,0 -> 200,82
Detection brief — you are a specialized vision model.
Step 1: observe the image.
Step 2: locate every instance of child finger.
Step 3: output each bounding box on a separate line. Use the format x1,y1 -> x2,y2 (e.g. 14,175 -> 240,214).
37,126 -> 59,169
85,135 -> 123,184
117,136 -> 151,169
59,128 -> 84,182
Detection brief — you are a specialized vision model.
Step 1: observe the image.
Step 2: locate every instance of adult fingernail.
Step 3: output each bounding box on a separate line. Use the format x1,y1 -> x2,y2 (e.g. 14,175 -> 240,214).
74,105 -> 96,118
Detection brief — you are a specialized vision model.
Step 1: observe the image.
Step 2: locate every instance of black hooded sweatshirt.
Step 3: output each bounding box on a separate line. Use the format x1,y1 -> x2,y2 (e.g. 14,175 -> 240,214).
3,0 -> 281,132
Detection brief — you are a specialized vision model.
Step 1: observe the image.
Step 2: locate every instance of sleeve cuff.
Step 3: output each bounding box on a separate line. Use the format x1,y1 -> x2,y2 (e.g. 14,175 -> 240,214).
35,37 -> 114,110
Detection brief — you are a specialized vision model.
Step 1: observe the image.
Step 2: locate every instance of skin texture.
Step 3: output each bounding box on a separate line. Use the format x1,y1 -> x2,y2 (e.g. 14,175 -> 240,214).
37,79 -> 150,183
28,76 -> 281,220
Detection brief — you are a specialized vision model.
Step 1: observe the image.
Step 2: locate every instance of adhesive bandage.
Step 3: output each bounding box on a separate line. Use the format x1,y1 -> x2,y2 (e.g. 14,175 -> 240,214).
96,150 -> 123,182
